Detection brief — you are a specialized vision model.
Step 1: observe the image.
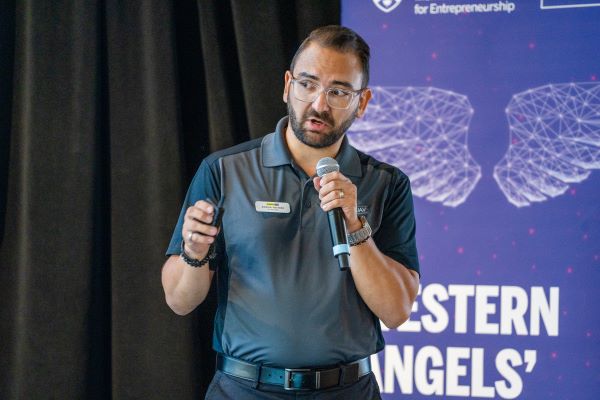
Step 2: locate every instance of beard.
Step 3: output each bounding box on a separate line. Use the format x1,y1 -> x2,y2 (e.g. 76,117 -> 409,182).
287,96 -> 358,149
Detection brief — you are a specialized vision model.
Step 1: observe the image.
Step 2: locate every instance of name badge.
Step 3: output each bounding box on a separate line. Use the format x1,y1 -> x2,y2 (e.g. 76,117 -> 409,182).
255,201 -> 291,214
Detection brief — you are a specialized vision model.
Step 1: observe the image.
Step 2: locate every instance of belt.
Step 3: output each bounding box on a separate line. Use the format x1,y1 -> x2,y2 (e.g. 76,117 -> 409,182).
216,353 -> 372,391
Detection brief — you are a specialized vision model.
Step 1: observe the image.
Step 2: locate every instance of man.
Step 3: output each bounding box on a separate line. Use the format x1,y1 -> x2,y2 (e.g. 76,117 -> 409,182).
162,25 -> 420,399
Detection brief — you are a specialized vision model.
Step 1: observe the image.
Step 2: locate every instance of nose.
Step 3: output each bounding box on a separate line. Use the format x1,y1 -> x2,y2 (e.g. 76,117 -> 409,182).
311,90 -> 330,113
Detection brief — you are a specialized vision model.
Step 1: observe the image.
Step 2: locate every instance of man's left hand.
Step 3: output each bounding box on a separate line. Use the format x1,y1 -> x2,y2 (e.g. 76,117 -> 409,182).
313,172 -> 362,232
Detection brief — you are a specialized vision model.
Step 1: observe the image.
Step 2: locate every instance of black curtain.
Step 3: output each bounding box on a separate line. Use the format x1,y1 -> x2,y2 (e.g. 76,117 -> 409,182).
0,1 -> 340,398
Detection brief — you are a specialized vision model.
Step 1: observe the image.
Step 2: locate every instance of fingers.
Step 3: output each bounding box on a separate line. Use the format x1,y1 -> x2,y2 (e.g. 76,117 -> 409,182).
313,176 -> 321,192
186,211 -> 218,234
182,200 -> 220,256
316,172 -> 356,211
317,171 -> 349,187
187,200 -> 215,224
186,221 -> 218,242
320,192 -> 352,211
317,173 -> 360,230
318,176 -> 353,202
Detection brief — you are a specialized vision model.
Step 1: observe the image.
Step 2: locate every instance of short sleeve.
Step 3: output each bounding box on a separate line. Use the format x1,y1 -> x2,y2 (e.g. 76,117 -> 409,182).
373,171 -> 420,276
165,159 -> 222,270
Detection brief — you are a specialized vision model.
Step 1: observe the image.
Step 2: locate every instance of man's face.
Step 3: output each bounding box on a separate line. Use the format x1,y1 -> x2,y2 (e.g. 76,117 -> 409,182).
283,44 -> 371,149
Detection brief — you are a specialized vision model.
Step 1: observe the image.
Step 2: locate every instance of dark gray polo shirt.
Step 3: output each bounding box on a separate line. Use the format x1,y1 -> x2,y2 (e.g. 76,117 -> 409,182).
166,117 -> 419,368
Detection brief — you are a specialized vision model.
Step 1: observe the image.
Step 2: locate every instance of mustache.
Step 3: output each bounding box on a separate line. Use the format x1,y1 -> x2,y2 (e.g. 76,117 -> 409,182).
303,109 -> 334,126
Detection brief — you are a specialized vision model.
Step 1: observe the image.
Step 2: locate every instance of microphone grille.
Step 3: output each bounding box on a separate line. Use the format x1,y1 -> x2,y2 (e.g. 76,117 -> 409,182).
316,157 -> 339,177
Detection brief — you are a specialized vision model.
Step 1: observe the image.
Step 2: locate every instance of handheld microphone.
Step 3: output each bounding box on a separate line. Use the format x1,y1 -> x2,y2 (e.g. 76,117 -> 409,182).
316,157 -> 350,271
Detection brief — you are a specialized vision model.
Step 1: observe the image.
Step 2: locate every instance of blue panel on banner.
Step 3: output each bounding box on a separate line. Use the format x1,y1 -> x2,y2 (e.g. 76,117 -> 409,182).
343,1 -> 600,399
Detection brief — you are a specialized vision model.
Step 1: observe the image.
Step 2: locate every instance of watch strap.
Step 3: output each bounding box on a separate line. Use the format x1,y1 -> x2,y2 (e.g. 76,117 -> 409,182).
347,216 -> 372,246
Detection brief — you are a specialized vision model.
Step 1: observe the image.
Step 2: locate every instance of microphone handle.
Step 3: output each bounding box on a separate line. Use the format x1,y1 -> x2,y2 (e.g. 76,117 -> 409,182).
327,208 -> 350,271
337,253 -> 350,271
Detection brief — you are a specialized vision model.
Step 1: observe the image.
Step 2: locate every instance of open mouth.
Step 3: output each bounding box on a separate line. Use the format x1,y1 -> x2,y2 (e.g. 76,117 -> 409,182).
307,117 -> 331,128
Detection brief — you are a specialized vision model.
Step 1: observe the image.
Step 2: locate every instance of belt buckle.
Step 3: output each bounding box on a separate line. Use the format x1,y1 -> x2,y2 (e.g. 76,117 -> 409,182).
284,368 -> 318,391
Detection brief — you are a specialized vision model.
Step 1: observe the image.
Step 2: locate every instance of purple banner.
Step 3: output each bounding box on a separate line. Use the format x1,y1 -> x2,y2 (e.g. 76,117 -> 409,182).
343,1 -> 600,398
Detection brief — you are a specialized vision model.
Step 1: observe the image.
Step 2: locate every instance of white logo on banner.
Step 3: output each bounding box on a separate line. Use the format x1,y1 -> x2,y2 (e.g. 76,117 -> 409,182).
348,87 -> 481,207
349,83 -> 600,208
372,0 -> 403,13
494,82 -> 600,207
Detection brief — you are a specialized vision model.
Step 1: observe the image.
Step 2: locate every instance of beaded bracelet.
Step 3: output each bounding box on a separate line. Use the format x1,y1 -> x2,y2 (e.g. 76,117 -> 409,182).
180,240 -> 215,268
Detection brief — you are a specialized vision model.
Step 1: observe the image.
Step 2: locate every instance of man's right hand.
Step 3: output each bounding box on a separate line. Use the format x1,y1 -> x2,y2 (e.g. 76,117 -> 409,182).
182,200 -> 220,260
162,199 -> 219,315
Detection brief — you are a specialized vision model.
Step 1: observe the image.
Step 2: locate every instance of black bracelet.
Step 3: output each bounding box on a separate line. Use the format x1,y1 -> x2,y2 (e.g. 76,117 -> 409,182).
180,240 -> 215,268
350,237 -> 370,247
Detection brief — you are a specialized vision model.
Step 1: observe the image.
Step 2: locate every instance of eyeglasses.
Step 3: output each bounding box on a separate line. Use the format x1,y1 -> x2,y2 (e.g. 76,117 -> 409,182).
290,75 -> 365,110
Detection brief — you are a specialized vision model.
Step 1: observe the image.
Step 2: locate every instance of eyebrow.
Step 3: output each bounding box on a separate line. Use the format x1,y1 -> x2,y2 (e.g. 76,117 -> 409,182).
296,72 -> 356,90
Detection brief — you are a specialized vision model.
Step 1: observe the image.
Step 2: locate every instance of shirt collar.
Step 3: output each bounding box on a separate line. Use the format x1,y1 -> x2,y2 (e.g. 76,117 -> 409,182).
261,117 -> 293,167
262,116 -> 363,178
336,131 -> 363,178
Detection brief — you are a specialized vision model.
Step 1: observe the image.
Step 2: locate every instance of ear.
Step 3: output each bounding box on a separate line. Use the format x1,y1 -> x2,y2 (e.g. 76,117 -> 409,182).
283,71 -> 292,103
355,88 -> 372,118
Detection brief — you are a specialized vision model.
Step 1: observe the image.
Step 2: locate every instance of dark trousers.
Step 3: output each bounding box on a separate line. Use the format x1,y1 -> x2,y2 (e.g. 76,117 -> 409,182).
205,370 -> 382,399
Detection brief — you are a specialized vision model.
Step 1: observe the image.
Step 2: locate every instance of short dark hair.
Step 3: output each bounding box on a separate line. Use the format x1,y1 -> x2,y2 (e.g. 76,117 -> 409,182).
290,25 -> 370,88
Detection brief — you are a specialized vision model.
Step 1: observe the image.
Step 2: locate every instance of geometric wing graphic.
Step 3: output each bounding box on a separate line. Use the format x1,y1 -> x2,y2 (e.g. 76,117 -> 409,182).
347,86 -> 481,207
493,82 -> 600,207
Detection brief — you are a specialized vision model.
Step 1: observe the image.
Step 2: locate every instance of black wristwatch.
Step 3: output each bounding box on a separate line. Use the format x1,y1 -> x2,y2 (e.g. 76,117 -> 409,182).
180,240 -> 216,268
